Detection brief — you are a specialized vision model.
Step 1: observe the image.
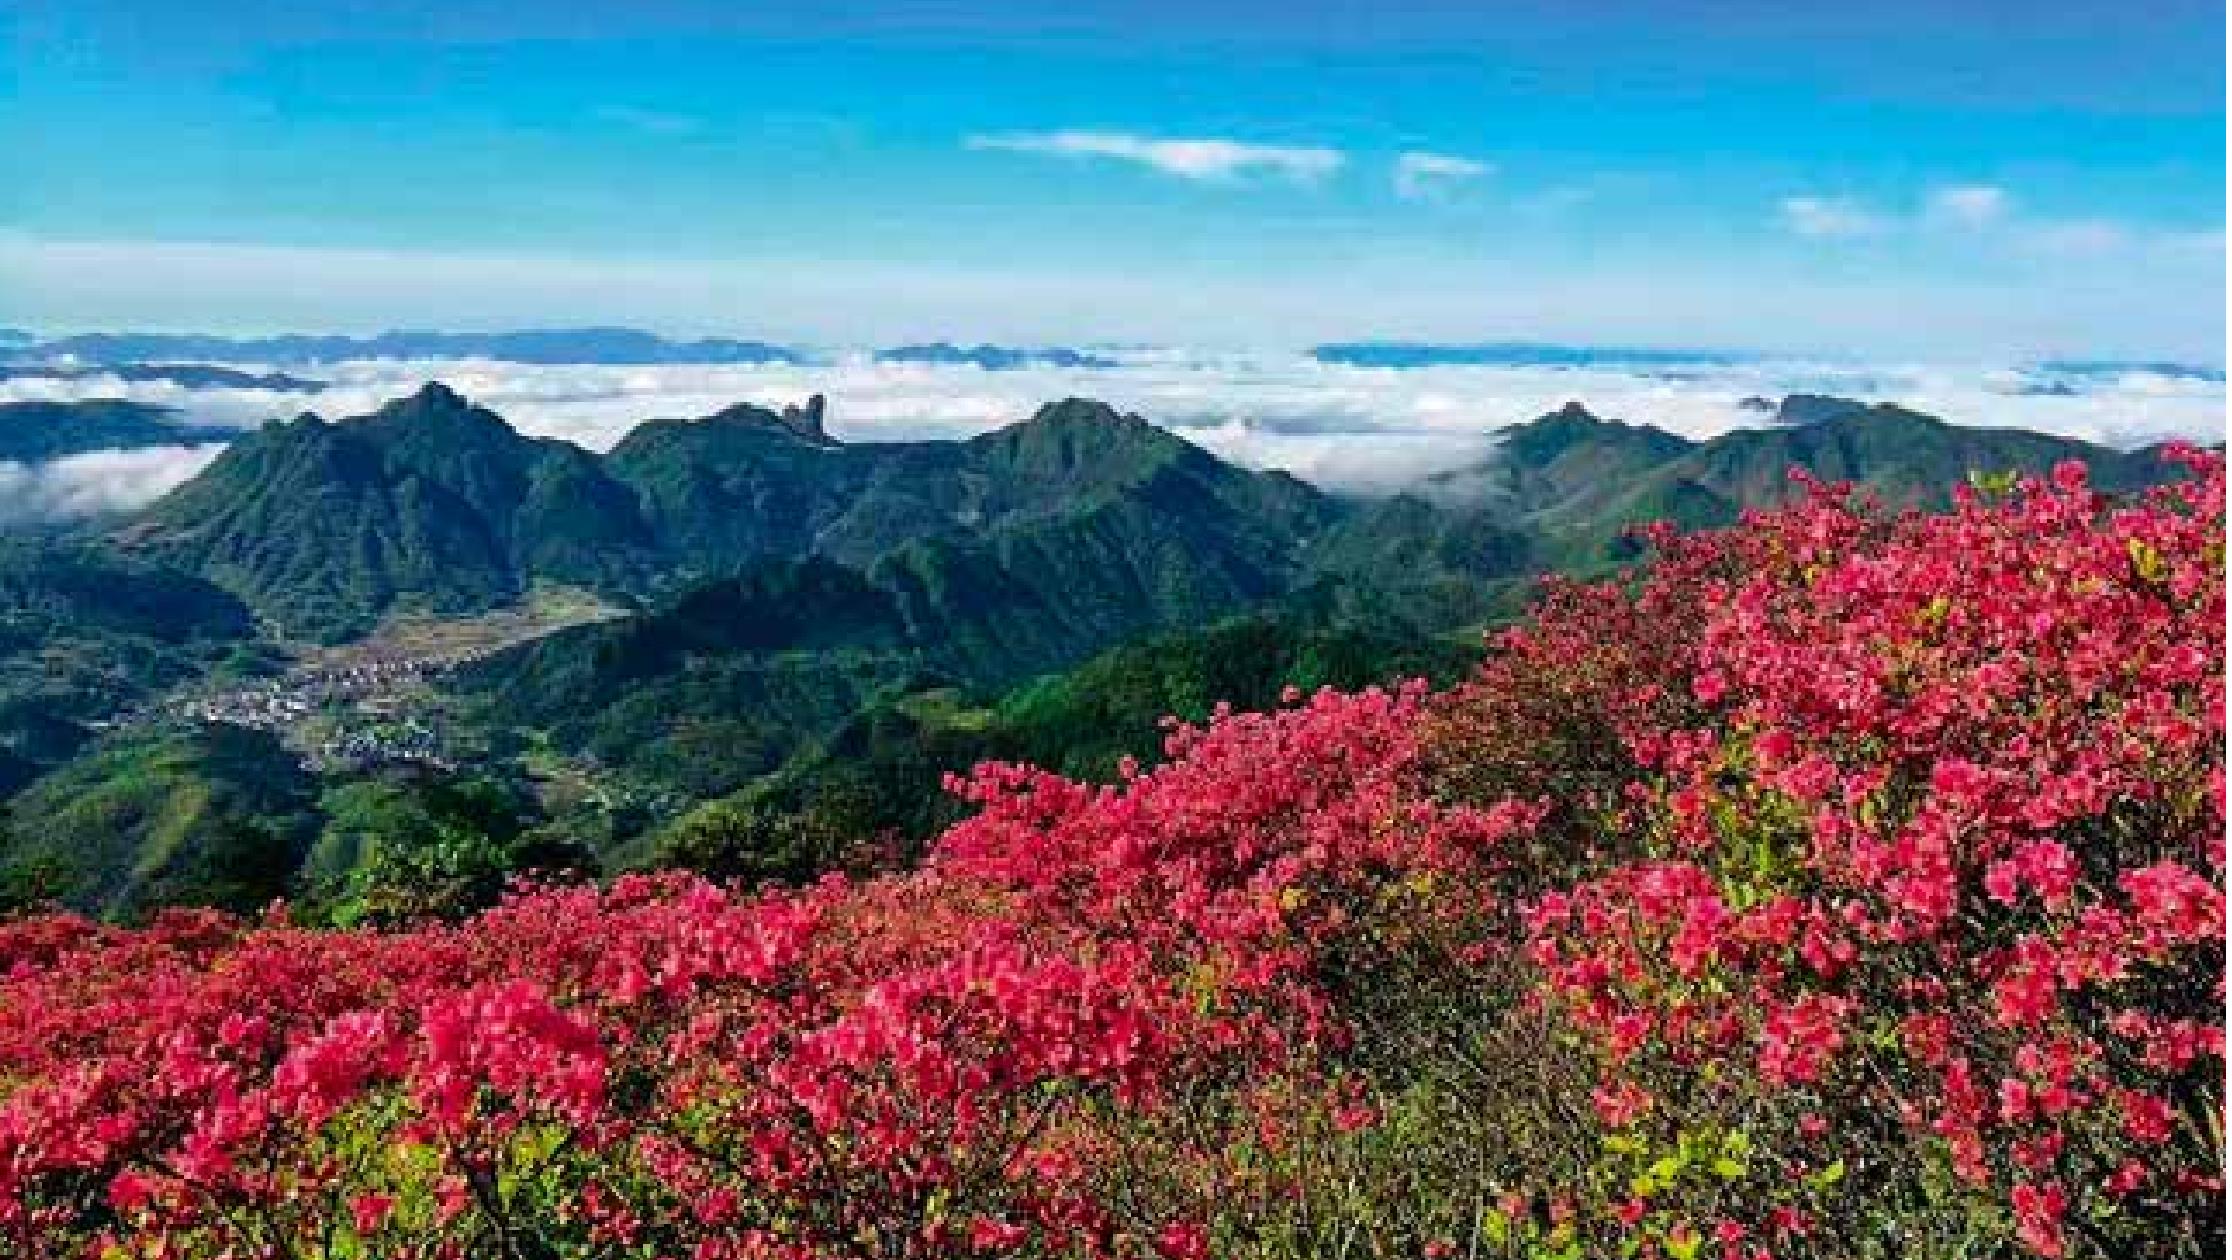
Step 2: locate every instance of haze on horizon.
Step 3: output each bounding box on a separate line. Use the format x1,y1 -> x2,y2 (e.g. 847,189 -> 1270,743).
4,0 -> 2224,361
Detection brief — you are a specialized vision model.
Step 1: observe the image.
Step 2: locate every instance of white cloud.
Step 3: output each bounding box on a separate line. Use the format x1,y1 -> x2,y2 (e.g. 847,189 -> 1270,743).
0,444 -> 225,525
1779,196 -> 1890,239
1926,184 -> 2012,227
1393,151 -> 1493,200
36,353 -> 2214,506
0,372 -> 293,427
4,348 -> 2222,521
2022,218 -> 2133,256
1787,185 -> 2179,263
966,130 -> 1343,184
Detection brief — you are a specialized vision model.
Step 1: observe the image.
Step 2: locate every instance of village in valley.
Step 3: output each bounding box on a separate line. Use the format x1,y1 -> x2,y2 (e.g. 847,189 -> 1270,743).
145,588 -> 622,773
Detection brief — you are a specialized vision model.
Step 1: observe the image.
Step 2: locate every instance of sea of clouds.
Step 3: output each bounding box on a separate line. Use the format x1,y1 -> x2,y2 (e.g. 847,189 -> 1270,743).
1,350 -> 2224,520
0,444 -> 228,527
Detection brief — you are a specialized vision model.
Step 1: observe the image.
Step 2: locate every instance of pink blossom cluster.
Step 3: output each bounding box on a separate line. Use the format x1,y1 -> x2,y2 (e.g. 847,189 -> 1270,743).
0,680 -> 1533,1257
1511,452 -> 2224,1256
0,451 -> 2219,1258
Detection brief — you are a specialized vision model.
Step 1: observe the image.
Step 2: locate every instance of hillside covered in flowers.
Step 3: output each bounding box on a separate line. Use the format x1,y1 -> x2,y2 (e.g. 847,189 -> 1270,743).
0,451 -> 2221,1259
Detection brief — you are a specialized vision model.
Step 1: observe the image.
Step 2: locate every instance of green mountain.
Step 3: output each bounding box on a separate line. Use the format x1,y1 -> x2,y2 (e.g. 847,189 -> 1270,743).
122,384 -> 657,640
603,395 -> 948,574
453,396 -> 1388,798
0,538 -> 253,646
1652,400 -> 2170,508
133,385 -> 2184,805
1300,495 -> 1540,628
1441,401 -> 1702,529
345,383 -> 659,592
0,726 -> 583,924
607,395 -> 1330,579
643,609 -> 1479,880
130,390 -> 1384,646
459,558 -> 934,797
121,384 -> 2189,693
0,541 -> 263,790
0,724 -> 321,918
0,399 -> 236,463
1422,398 -> 2181,563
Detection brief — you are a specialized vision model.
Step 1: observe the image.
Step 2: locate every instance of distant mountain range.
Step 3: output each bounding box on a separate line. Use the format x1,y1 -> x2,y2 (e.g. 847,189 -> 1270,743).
877,343 -> 1118,370
6,329 -> 2219,387
2034,359 -> 2225,383
0,363 -> 327,391
1309,343 -> 2228,383
1312,341 -> 1743,369
10,327 -> 805,367
0,328 -> 1135,371
0,400 -> 240,463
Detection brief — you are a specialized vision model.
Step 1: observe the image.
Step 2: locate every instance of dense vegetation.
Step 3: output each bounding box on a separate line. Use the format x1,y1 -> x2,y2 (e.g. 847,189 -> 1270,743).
0,608 -> 1468,923
0,541 -> 269,791
645,611 -> 1477,880
453,554 -> 1476,802
0,451 -> 2216,1258
0,724 -> 318,916
0,726 -> 567,927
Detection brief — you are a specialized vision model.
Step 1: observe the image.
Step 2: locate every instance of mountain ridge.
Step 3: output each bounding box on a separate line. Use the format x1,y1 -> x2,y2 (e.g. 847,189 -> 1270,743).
19,327 -> 803,367
1420,397 -> 2178,556
126,390 -> 1365,643
121,387 -> 2188,646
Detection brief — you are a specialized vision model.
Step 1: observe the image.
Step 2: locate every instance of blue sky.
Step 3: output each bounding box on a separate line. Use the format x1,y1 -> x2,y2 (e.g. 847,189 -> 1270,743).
4,1 -> 2224,358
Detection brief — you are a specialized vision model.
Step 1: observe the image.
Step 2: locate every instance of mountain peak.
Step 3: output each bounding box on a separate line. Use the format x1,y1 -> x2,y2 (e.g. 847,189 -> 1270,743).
1027,396 -> 1140,431
1506,402 -> 1612,439
1764,396 -> 1952,435
410,380 -> 466,408
1771,394 -> 1871,427
1501,401 -> 1613,448
372,380 -> 475,422
702,396 -> 838,446
779,393 -> 830,443
968,397 -> 1193,481
1496,401 -> 1694,469
1012,397 -> 1181,449
362,382 -> 520,446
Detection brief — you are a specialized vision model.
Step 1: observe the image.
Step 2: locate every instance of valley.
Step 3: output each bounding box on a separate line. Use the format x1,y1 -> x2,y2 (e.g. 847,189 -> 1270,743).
152,585 -> 623,771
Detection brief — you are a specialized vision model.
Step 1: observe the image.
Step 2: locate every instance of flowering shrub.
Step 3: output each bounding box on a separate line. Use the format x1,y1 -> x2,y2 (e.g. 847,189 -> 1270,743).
1501,453 -> 2226,1258
0,452 -> 2219,1258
